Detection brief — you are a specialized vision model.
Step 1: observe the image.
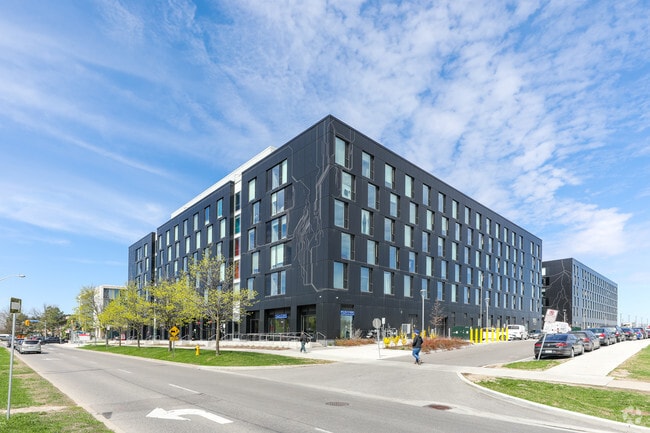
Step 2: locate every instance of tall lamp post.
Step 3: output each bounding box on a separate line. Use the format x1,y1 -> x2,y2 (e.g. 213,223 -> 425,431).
420,288 -> 426,333
485,296 -> 490,328
0,274 -> 26,283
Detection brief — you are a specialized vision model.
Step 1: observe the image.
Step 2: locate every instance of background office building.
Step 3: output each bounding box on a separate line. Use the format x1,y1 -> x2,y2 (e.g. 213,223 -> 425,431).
542,258 -> 618,328
129,115 -> 544,339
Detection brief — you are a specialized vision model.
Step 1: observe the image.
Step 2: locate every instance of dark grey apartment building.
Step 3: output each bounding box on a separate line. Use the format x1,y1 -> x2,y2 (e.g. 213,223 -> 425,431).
542,258 -> 618,328
128,115 -> 544,339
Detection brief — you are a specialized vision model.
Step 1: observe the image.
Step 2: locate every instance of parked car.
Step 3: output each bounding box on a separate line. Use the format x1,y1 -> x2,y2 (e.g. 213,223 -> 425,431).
507,324 -> 528,340
529,329 -> 543,339
43,336 -> 62,344
632,328 -> 646,340
587,327 -> 616,346
534,333 -> 585,358
570,330 -> 600,351
18,339 -> 41,354
12,338 -> 24,350
606,326 -> 623,342
620,327 -> 636,340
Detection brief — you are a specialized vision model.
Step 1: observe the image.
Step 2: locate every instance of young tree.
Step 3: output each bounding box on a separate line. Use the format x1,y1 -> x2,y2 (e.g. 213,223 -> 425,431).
120,282 -> 152,348
429,299 -> 447,337
75,286 -> 100,335
98,297 -> 128,347
187,253 -> 257,355
150,278 -> 200,351
37,305 -> 67,337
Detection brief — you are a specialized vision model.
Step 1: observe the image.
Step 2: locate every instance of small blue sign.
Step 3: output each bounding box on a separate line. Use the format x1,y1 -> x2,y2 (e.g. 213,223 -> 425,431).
275,313 -> 288,319
340,310 -> 355,316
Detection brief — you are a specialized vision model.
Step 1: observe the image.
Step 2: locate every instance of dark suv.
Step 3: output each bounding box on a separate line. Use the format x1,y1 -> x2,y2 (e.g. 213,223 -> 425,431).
586,327 -> 616,346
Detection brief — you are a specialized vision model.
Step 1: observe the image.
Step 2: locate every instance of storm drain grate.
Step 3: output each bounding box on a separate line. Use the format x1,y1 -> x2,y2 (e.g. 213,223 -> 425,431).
326,401 -> 350,407
426,404 -> 451,410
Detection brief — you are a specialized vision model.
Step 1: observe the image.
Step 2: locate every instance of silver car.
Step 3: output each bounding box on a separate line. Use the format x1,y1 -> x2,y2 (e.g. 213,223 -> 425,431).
19,339 -> 42,354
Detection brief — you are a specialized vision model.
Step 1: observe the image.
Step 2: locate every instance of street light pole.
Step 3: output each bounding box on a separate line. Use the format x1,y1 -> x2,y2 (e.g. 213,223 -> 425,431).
0,274 -> 26,283
485,296 -> 490,328
420,288 -> 426,333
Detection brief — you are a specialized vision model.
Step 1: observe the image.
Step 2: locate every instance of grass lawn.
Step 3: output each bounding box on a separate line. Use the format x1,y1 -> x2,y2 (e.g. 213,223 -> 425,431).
475,345 -> 650,427
0,349 -> 112,433
81,344 -> 326,366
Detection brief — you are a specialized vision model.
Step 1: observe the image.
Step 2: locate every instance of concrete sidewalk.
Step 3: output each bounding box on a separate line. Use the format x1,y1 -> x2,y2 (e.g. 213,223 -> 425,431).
223,338 -> 650,392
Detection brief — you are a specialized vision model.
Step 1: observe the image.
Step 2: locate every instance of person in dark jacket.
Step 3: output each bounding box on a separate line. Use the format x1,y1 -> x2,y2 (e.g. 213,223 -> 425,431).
412,330 -> 423,365
300,332 -> 309,353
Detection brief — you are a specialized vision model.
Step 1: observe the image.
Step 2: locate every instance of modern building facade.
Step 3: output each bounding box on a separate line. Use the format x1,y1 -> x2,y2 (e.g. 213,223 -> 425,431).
128,115 -> 544,339
542,258 -> 618,328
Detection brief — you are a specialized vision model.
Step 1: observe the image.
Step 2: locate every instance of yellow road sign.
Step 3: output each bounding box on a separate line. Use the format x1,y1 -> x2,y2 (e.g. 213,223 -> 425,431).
169,326 -> 180,337
169,336 -> 179,341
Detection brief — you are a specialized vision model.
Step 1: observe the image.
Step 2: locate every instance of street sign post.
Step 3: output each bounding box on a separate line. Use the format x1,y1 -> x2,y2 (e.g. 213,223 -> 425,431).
7,298 -> 21,419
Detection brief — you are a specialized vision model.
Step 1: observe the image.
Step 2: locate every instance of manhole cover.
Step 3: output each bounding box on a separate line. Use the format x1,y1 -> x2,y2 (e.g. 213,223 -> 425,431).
326,401 -> 350,407
426,404 -> 451,410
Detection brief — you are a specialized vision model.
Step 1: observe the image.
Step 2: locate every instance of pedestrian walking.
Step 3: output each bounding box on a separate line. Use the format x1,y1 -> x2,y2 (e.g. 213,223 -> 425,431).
300,332 -> 309,353
412,330 -> 423,365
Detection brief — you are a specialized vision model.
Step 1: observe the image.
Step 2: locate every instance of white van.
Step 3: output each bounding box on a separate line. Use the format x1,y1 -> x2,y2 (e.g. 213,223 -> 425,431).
543,321 -> 571,334
507,325 -> 528,340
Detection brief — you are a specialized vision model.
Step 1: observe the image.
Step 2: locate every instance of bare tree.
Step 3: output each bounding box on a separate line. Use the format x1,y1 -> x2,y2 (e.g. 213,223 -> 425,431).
429,299 -> 446,336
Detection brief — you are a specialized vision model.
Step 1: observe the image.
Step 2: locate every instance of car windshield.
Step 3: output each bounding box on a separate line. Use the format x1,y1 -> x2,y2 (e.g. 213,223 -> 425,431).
24,340 -> 39,345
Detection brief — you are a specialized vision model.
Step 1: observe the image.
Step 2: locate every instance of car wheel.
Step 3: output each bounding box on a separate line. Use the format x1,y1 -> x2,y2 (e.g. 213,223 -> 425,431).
569,348 -> 575,358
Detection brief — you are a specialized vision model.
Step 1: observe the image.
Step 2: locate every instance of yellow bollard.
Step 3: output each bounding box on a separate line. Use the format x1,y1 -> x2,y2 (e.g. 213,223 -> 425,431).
195,345 -> 200,356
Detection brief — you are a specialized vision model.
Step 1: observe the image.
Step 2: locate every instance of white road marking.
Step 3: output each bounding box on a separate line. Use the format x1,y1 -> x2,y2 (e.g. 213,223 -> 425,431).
147,408 -> 232,424
169,383 -> 200,394
117,369 -> 132,374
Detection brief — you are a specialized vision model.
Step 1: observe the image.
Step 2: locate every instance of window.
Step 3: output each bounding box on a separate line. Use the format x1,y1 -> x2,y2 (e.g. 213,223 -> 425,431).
183,219 -> 188,236
248,228 -> 255,251
389,193 -> 399,217
467,228 -> 473,245
335,137 -> 350,168
437,237 -> 445,256
271,215 -> 288,242
389,246 -> 398,269
341,233 -> 353,260
193,213 -> 199,231
333,261 -> 347,289
204,206 -> 210,224
269,160 -> 288,189
207,225 -> 213,244
421,279 -> 429,299
341,172 -> 354,199
451,284 -> 458,303
270,244 -> 285,269
451,242 -> 458,260
405,175 -> 414,198
454,264 -> 461,282
404,225 -> 413,248
195,231 -> 201,249
252,201 -> 260,224
367,184 -> 378,209
475,212 -> 482,230
220,219 -> 227,239
360,210 -> 373,235
464,206 -> 471,225
235,192 -> 241,212
384,218 -> 394,242
251,252 -> 259,274
360,267 -> 372,293
269,270 -> 286,295
440,259 -> 448,280
438,192 -> 446,212
217,199 -> 223,218
404,275 -> 412,297
367,240 -> 378,265
248,178 -> 256,202
408,251 -> 416,273
271,188 -> 285,215
247,277 -> 255,292
422,184 -> 430,206
383,271 -> 393,295
384,164 -> 395,189
334,199 -> 348,228
426,256 -> 433,276
421,232 -> 429,253
234,238 -> 240,256
362,152 -> 373,178
234,215 -> 241,235
174,225 -> 179,242
406,203 -> 416,226
426,210 -> 434,231
452,200 -> 459,219
185,237 -> 190,254
441,217 -> 448,236
454,222 -> 461,241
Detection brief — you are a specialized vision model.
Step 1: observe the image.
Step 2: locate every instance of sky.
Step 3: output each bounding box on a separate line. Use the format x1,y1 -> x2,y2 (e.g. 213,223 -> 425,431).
1,1 -> 649,324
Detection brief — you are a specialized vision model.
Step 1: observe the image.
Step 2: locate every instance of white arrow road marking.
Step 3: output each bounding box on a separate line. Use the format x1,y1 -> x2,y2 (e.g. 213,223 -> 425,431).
146,408 -> 233,424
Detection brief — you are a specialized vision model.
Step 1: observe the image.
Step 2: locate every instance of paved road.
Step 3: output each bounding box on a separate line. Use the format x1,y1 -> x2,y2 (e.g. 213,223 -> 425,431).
10,339 -> 650,433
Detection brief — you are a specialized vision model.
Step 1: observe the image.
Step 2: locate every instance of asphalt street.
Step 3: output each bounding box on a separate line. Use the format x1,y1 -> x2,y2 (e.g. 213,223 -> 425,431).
8,338 -> 650,433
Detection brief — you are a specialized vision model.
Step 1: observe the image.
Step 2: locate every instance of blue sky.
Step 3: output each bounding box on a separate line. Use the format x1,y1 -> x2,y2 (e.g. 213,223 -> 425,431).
1,1 -> 649,325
